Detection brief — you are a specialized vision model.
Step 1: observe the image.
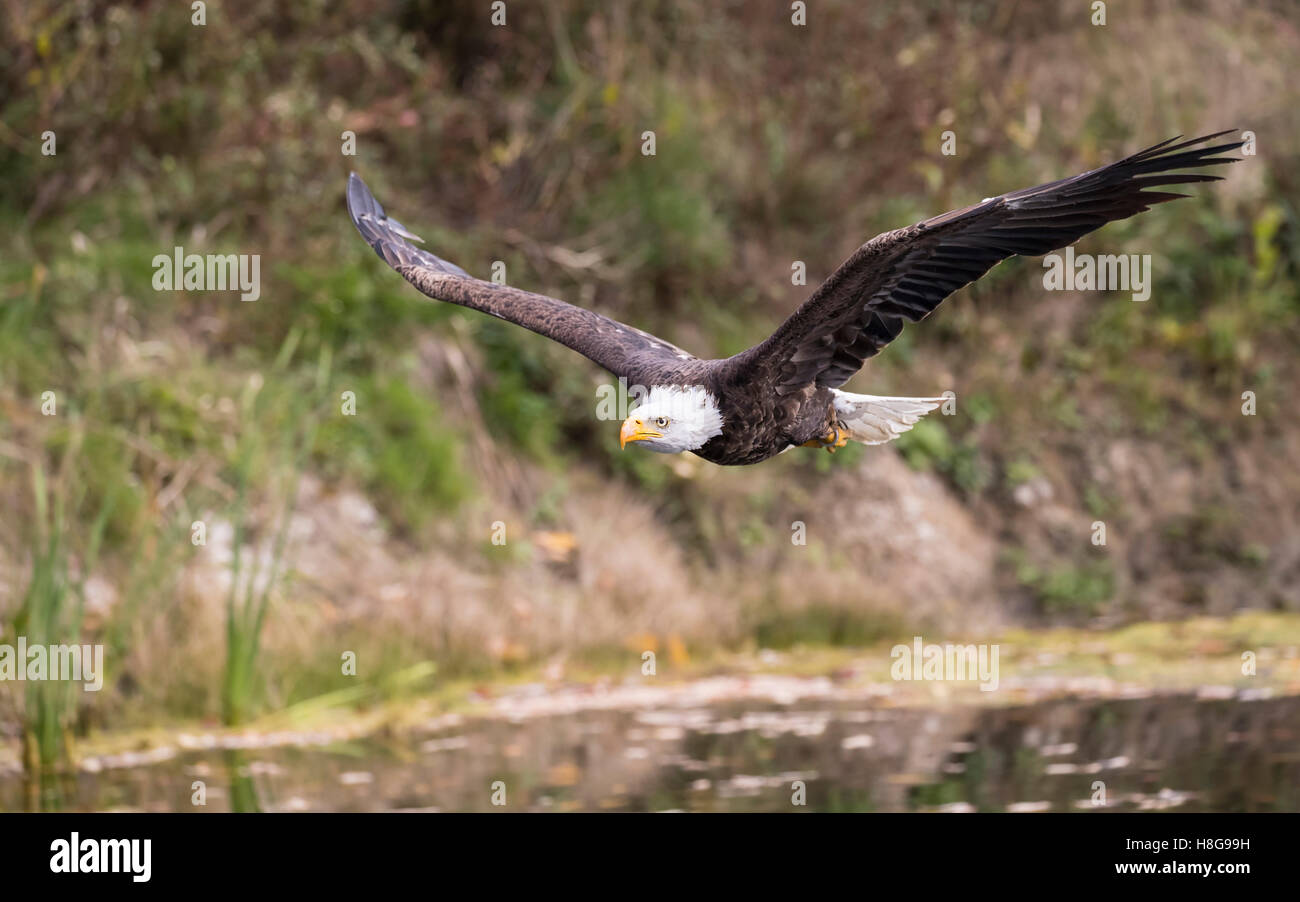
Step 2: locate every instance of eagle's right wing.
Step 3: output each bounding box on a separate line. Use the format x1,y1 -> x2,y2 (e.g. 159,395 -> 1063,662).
728,132 -> 1242,395
347,173 -> 695,379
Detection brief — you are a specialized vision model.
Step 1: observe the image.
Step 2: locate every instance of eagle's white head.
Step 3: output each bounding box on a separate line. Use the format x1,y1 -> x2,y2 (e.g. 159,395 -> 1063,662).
620,384 -> 725,454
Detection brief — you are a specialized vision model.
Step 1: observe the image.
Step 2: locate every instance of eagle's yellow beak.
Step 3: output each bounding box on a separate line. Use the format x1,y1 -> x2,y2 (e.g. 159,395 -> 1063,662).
619,417 -> 662,449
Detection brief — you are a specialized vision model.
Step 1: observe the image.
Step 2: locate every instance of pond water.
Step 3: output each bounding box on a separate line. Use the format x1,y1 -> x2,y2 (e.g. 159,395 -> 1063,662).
4,690 -> 1297,812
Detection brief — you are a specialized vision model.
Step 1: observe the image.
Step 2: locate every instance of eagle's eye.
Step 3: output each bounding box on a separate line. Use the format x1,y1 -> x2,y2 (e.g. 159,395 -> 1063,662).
654,416 -> 670,429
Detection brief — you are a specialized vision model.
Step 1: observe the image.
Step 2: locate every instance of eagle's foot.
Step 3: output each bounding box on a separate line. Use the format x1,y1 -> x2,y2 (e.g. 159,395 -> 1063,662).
800,424 -> 849,453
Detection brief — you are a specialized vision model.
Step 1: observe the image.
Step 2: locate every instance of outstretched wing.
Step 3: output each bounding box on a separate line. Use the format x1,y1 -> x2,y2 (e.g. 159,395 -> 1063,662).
730,132 -> 1243,395
347,173 -> 695,379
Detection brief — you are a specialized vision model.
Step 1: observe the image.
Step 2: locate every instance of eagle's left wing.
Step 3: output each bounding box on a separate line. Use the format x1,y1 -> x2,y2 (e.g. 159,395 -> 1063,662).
727,132 -> 1242,394
348,173 -> 694,380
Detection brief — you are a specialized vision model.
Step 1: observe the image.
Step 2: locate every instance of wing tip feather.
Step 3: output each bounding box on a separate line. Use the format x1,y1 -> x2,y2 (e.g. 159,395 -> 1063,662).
345,173 -> 469,278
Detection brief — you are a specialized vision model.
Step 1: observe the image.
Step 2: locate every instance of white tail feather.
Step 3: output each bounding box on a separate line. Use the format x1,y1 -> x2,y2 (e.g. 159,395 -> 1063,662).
831,390 -> 946,445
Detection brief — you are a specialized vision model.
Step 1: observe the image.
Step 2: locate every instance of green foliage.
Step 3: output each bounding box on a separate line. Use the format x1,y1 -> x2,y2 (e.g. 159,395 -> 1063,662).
11,436 -> 117,773
1008,549 -> 1115,617
313,371 -> 470,531
1004,457 -> 1042,488
810,440 -> 865,473
577,99 -> 733,281
1160,506 -> 1260,570
895,420 -> 991,494
474,320 -> 567,461
896,419 -> 951,470
222,335 -> 330,726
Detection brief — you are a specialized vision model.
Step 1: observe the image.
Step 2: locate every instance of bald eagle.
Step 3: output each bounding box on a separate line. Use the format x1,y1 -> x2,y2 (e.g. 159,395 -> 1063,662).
347,132 -> 1240,467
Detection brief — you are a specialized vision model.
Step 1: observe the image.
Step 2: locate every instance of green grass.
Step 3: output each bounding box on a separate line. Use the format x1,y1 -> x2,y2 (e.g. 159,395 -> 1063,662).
12,440 -> 116,773
221,333 -> 328,726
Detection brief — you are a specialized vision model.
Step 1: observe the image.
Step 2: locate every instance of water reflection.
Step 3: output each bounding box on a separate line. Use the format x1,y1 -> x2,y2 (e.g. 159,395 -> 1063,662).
3,693 -> 1297,812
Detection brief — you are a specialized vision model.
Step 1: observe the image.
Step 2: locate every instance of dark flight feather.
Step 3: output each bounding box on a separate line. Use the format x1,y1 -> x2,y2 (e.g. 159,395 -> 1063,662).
729,131 -> 1242,393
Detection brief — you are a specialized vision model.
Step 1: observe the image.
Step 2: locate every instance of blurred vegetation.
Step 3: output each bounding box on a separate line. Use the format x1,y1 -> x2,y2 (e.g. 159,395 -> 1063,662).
0,0 -> 1297,751
13,443 -> 114,773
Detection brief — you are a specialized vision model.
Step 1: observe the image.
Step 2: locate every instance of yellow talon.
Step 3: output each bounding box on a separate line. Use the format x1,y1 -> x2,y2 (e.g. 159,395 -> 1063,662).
801,424 -> 849,452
